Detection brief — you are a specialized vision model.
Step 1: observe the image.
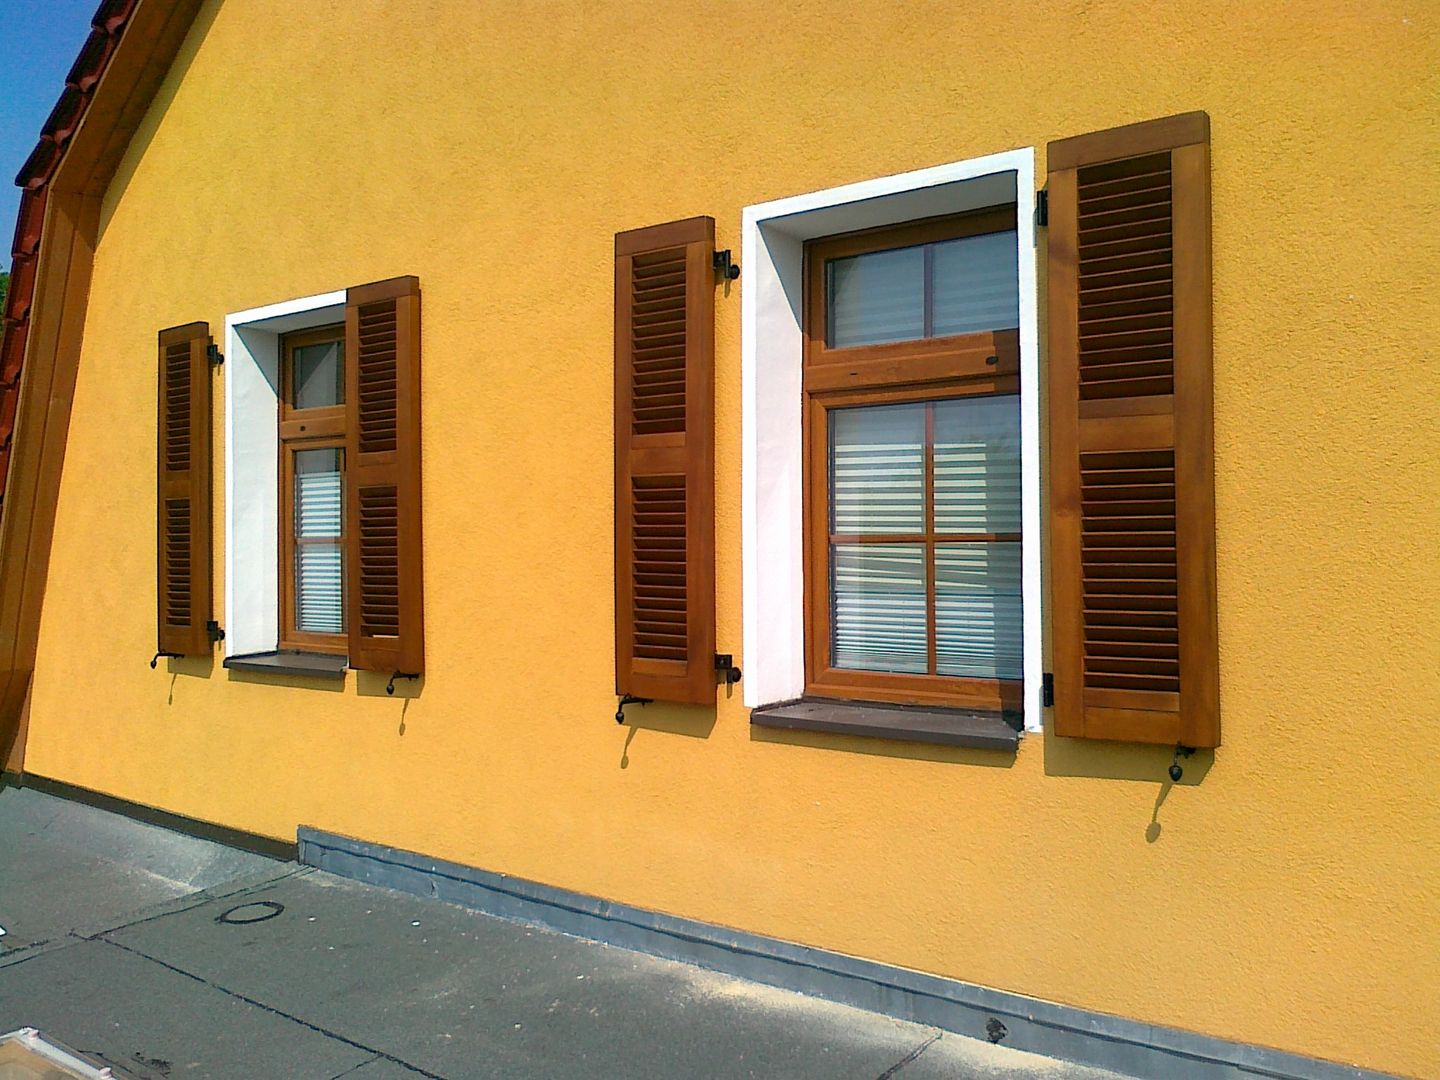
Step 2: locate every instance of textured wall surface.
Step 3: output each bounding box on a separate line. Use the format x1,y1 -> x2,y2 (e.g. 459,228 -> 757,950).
22,1 -> 1440,1075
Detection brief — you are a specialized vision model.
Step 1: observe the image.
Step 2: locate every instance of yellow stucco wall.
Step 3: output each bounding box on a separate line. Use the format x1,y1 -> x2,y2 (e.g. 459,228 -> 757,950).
22,1 -> 1439,1074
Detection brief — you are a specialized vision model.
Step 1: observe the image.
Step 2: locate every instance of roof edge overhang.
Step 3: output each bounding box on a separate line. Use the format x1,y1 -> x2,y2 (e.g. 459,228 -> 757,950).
0,0 -> 207,767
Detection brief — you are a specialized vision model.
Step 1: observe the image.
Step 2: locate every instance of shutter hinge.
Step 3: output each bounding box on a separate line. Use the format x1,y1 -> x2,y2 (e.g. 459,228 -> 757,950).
714,653 -> 742,686
207,343 -> 224,367
206,620 -> 225,644
1041,672 -> 1054,708
1034,189 -> 1048,229
713,249 -> 740,281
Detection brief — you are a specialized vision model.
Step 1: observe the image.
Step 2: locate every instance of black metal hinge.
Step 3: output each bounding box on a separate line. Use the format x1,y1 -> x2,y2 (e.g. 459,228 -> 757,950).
207,343 -> 224,367
713,249 -> 740,281
1034,189 -> 1048,229
714,653 -> 742,686
206,620 -> 225,644
1041,672 -> 1054,708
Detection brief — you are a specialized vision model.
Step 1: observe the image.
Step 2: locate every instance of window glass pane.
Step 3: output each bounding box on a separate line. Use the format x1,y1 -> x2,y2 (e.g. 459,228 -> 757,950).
295,449 -> 342,538
831,544 -> 927,673
294,448 -> 343,634
830,402 -> 925,534
931,230 -> 1020,336
827,245 -> 924,347
933,394 -> 1021,533
292,338 -> 344,410
935,542 -> 1022,679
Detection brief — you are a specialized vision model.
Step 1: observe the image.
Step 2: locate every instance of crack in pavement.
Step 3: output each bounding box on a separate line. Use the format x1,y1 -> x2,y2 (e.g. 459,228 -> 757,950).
98,936 -> 448,1080
876,1031 -> 943,1078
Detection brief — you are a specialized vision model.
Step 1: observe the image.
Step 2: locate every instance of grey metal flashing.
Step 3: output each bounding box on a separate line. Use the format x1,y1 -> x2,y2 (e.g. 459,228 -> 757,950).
298,827 -> 1399,1080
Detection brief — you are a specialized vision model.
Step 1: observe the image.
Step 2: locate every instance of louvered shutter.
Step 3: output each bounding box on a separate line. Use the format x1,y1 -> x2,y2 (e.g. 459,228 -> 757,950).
614,217 -> 716,705
1047,112 -> 1219,747
156,322 -> 213,657
344,276 -> 424,676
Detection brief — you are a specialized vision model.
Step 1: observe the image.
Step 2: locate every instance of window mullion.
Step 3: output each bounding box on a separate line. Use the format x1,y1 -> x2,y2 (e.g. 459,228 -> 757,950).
924,401 -> 937,676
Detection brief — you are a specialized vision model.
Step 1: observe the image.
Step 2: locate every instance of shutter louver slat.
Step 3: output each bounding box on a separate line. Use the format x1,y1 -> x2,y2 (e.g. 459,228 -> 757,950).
1048,112 -> 1219,747
344,277 -> 423,677
615,217 -> 716,705
156,322 -> 212,657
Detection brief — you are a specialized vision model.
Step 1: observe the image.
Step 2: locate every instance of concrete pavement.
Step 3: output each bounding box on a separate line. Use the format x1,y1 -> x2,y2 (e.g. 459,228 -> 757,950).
0,785 -> 1134,1079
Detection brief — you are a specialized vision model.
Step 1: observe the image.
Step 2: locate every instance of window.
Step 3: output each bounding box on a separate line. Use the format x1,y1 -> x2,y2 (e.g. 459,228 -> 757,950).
804,208 -> 1023,713
278,326 -> 347,654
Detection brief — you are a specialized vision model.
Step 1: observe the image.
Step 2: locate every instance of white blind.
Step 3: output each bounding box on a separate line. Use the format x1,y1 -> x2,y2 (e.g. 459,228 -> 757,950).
933,395 -> 1021,532
294,450 -> 343,635
830,403 -> 924,533
828,396 -> 1022,681
932,231 -> 1020,337
832,544 -> 927,672
825,225 -> 1019,349
935,542 -> 1022,679
827,246 -> 924,348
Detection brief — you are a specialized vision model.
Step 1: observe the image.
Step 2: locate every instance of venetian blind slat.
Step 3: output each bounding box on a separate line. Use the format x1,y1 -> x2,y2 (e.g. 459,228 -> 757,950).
933,395 -> 1021,533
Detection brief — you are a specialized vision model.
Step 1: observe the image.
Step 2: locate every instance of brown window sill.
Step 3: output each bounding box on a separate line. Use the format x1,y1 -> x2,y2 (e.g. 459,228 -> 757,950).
751,698 -> 1021,751
223,650 -> 348,679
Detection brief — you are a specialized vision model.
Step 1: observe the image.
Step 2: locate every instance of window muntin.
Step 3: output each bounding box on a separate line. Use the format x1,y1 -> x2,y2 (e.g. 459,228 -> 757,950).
805,208 -> 1023,712
279,325 -> 348,654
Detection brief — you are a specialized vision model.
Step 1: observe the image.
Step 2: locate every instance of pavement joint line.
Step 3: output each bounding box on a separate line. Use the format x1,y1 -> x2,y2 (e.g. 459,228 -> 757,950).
875,1031 -> 943,1079
76,864 -> 314,940
97,935 -> 448,1080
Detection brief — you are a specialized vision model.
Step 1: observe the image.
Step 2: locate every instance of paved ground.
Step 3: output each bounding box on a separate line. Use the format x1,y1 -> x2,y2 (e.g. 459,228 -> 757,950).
0,786 -> 1132,1080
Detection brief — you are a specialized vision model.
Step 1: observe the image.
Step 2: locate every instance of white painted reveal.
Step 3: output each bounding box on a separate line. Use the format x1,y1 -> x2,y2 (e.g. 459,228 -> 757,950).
223,290 -> 345,658
740,149 -> 1045,731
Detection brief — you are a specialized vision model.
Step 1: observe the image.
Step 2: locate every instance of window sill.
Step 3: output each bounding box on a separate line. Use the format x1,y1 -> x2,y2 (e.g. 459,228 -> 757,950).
223,650 -> 348,680
751,698 -> 1021,751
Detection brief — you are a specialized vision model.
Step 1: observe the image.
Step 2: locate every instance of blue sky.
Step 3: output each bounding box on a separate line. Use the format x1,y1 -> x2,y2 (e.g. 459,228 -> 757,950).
1,1 -> 97,274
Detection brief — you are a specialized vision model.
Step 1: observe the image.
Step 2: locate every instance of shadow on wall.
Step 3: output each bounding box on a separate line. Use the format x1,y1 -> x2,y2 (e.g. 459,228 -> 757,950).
1042,728 -> 1215,845
1041,728 -> 1214,785
617,702 -> 716,769
748,723 -> 1018,770
222,667 -> 344,694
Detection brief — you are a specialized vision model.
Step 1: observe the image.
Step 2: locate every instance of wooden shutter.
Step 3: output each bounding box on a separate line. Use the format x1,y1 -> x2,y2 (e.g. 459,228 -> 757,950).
156,322 -> 213,657
614,216 -> 716,705
344,276 -> 424,675
1047,112 -> 1219,747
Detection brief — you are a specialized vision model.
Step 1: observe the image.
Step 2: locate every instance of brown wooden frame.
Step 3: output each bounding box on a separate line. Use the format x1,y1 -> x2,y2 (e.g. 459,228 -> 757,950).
277,325 -> 347,655
803,207 -> 1024,711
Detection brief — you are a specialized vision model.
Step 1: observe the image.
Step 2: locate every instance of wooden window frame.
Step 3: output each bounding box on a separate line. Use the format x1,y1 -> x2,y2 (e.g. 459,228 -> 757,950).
278,324 -> 348,656
803,207 -> 1024,712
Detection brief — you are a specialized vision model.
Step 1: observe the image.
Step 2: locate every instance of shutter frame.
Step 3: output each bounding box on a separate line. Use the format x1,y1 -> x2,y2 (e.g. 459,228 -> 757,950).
615,216 -> 716,705
1047,112 -> 1219,747
344,275 -> 424,676
156,321 -> 213,657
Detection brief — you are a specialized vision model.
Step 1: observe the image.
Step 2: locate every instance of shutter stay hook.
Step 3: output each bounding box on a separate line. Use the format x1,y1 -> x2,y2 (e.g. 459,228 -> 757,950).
616,694 -> 651,724
1168,744 -> 1196,782
386,672 -> 420,695
150,651 -> 182,669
